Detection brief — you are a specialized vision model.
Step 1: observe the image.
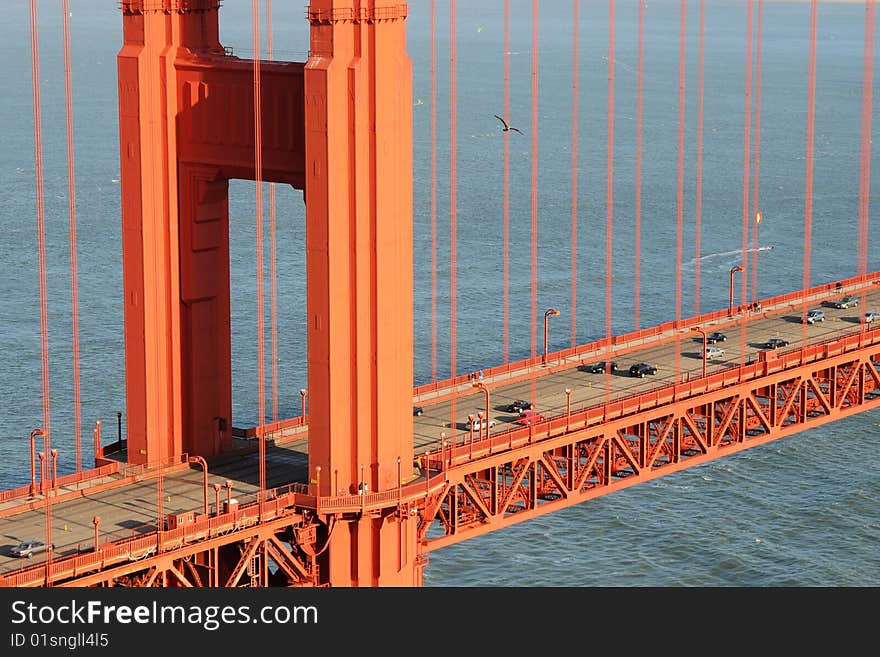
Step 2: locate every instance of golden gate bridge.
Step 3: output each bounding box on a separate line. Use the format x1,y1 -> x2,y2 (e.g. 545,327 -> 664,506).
0,0 -> 877,587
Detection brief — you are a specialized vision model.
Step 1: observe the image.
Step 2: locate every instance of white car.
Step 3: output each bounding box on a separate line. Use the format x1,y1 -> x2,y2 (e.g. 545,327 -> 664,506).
865,311 -> 880,324
702,345 -> 725,359
467,416 -> 496,431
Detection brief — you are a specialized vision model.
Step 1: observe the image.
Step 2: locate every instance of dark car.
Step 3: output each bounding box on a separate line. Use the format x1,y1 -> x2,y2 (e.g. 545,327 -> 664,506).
10,540 -> 53,558
582,360 -> 617,374
629,363 -> 658,378
706,331 -> 727,344
502,399 -> 532,413
763,337 -> 789,349
833,295 -> 859,309
413,406 -> 424,417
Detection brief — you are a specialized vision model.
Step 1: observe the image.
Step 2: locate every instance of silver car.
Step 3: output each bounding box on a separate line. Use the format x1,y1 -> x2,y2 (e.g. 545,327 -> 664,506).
865,311 -> 880,324
703,345 -> 725,359
10,540 -> 53,558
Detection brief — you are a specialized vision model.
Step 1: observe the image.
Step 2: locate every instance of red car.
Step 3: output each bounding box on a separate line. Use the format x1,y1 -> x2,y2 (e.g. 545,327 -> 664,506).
515,409 -> 545,425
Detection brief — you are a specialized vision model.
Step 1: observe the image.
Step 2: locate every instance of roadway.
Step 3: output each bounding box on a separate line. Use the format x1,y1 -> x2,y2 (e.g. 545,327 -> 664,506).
1,282 -> 878,574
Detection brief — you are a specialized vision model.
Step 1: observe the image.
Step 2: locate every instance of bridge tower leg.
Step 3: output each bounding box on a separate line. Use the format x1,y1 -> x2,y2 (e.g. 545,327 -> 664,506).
304,2 -> 417,586
116,0 -> 230,465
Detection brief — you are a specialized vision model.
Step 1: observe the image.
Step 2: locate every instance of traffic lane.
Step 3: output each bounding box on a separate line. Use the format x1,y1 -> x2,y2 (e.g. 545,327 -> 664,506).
412,297 -> 879,447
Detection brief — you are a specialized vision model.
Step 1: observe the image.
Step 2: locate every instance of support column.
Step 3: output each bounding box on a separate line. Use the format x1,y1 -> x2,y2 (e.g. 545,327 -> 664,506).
304,1 -> 416,586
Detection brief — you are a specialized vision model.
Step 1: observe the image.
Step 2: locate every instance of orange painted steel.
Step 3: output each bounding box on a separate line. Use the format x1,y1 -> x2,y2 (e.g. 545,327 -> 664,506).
116,1 -> 414,585
4,3 -> 878,589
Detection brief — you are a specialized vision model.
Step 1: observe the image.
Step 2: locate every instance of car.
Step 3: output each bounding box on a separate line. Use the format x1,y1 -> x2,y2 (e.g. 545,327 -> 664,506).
864,311 -> 880,324
629,362 -> 658,377
582,360 -> 617,374
413,406 -> 424,416
515,409 -> 545,425
763,337 -> 789,349
706,331 -> 727,344
467,416 -> 496,431
804,309 -> 826,324
502,399 -> 532,413
10,540 -> 53,558
833,295 -> 859,309
703,345 -> 725,359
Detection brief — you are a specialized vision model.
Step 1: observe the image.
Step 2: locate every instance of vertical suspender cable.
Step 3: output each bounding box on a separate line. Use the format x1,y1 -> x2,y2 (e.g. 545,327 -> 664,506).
530,0 -> 540,407
431,0 -> 438,381
751,0 -> 764,303
29,0 -> 52,585
857,0 -> 875,292
739,0 -> 754,361
694,0 -> 705,315
570,0 -> 580,348
801,0 -> 818,342
449,0 -> 458,432
605,0 -> 616,401
503,0 -> 511,363
62,0 -> 82,472
674,0 -> 687,378
252,0 -> 266,500
267,0 -> 278,423
634,0 -> 645,330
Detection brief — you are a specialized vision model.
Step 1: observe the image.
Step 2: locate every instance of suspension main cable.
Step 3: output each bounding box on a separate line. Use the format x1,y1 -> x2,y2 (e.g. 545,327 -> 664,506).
570,0 -> 580,348
739,0 -> 754,363
431,0 -> 438,381
267,0 -> 278,423
62,0 -> 82,472
605,0 -> 616,402
801,0 -> 818,355
449,0 -> 458,434
530,0 -> 539,409
674,0 -> 687,379
751,0 -> 764,303
635,0 -> 645,329
503,0 -> 511,363
252,0 -> 266,498
694,0 -> 705,315
29,0 -> 53,585
857,0 -> 876,289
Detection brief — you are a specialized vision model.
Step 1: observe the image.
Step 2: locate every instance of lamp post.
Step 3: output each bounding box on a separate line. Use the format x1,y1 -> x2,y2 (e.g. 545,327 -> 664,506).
691,326 -> 708,379
50,449 -> 58,492
38,452 -> 46,496
300,388 -> 307,420
92,516 -> 100,552
543,308 -> 560,365
729,265 -> 744,317
213,483 -> 221,516
564,388 -> 572,431
472,381 -> 490,441
29,428 -> 43,497
188,455 -> 209,516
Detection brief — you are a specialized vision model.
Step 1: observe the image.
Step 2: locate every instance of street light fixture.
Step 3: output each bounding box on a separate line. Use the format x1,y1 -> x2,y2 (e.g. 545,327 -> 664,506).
691,326 -> 708,379
472,381 -> 490,441
299,388 -> 308,420
543,308 -> 560,365
29,428 -> 44,497
564,388 -> 572,431
729,265 -> 744,317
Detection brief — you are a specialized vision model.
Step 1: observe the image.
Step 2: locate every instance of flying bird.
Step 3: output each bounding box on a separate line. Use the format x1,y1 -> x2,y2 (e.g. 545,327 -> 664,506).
495,114 -> 523,134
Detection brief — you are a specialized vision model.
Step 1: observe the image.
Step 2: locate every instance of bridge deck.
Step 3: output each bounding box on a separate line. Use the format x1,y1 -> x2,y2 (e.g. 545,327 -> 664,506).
1,279 -> 878,575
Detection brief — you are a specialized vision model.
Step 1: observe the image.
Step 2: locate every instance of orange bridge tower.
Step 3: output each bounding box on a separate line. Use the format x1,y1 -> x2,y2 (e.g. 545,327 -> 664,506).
117,0 -> 416,585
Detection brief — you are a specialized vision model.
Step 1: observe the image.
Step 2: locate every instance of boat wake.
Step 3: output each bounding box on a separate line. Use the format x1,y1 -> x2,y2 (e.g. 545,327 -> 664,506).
682,245 -> 773,273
